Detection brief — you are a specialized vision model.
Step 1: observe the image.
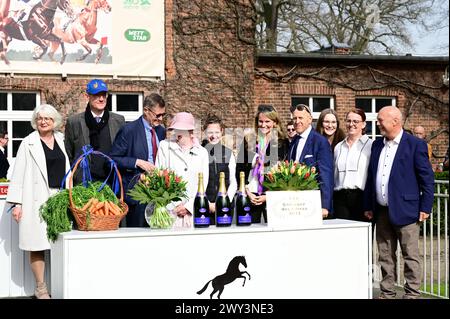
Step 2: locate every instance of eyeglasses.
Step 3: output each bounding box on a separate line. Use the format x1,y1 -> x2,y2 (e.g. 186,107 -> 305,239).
90,92 -> 108,99
145,107 -> 166,119
258,104 -> 275,112
346,119 -> 362,125
290,104 -> 311,115
37,117 -> 54,123
287,128 -> 295,132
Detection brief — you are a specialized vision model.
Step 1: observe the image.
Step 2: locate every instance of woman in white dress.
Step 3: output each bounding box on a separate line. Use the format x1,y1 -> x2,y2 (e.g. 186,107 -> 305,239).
155,112 -> 209,228
7,104 -> 70,299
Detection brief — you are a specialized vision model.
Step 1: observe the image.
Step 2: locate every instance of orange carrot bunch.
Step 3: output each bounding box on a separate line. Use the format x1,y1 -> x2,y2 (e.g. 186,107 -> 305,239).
80,198 -> 123,216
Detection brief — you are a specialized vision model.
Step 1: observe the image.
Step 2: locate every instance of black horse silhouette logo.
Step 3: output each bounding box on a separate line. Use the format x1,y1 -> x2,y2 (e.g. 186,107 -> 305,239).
197,255 -> 251,299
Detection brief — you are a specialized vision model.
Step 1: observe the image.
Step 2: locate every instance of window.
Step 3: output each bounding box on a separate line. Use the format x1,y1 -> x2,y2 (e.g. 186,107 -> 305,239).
0,92 -> 39,162
106,92 -> 142,122
291,96 -> 335,119
355,97 -> 396,139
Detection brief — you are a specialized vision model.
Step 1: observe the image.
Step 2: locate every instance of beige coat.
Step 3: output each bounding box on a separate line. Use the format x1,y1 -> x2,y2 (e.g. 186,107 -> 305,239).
7,131 -> 70,251
155,140 -> 209,215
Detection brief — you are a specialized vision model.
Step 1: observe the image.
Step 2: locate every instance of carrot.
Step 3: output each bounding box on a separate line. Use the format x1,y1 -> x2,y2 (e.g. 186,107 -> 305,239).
89,199 -> 99,213
104,201 -> 110,216
109,202 -> 122,215
97,208 -> 104,216
81,198 -> 95,211
92,201 -> 105,212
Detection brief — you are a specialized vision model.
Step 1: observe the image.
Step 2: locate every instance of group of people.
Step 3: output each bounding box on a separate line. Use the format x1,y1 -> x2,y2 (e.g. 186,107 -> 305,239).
3,78 -> 436,300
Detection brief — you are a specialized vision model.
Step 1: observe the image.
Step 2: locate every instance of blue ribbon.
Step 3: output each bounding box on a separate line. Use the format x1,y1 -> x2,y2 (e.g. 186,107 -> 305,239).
60,145 -> 121,196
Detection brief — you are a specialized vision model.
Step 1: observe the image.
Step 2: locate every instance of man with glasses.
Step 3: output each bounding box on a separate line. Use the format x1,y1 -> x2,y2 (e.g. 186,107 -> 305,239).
288,104 -> 333,219
0,131 -> 9,179
65,79 -> 125,184
110,93 -> 166,227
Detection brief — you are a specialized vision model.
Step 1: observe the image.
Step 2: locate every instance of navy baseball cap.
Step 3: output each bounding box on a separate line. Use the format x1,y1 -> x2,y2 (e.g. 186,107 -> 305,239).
86,79 -> 108,95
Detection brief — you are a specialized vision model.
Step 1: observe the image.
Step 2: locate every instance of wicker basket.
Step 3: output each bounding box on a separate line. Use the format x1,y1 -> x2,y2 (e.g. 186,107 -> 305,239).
69,153 -> 128,231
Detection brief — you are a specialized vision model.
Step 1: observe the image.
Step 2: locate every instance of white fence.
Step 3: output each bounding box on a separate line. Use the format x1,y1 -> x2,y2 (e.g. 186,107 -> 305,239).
395,179 -> 449,299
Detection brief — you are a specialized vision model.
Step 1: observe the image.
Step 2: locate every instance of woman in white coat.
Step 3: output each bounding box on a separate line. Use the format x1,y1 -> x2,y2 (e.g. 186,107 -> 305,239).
7,104 -> 70,299
155,112 -> 209,228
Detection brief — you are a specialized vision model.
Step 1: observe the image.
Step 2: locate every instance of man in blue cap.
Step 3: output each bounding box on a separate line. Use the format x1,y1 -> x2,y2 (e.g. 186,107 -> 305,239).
65,79 -> 125,185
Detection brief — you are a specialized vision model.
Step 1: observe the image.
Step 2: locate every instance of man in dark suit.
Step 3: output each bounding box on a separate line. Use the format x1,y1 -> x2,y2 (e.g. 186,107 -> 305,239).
288,104 -> 333,218
64,79 -> 125,185
0,131 -> 9,179
110,93 -> 166,227
364,106 -> 434,299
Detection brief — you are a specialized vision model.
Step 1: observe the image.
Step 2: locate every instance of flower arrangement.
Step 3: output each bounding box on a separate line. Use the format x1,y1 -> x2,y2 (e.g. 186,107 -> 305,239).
263,160 -> 319,191
128,168 -> 188,228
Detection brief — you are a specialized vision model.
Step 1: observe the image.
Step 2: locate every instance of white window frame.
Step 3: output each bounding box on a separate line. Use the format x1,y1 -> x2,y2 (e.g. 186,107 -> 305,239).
355,97 -> 396,140
291,96 -> 335,119
0,91 -> 40,165
108,92 -> 143,122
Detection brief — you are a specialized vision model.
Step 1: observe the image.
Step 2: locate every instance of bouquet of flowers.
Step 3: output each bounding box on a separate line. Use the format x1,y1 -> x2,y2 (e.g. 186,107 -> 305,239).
128,168 -> 188,228
263,160 -> 319,191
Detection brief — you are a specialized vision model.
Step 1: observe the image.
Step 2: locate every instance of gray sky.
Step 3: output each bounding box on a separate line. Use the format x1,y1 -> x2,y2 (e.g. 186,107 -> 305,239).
408,0 -> 449,56
408,25 -> 449,56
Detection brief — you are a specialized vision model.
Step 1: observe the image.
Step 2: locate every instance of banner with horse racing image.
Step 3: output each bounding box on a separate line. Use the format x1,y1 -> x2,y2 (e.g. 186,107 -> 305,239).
0,0 -> 165,79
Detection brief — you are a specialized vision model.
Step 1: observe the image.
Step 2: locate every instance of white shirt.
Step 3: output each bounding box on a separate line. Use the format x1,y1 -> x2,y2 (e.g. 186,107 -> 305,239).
0,146 -> 4,154
91,110 -> 104,121
334,135 -> 373,191
295,125 -> 312,162
376,130 -> 403,206
226,153 -> 237,200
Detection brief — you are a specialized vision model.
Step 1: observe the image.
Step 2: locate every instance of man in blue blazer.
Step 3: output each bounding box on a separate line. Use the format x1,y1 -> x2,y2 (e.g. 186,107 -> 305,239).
110,93 -> 166,227
364,106 -> 434,299
288,104 -> 333,218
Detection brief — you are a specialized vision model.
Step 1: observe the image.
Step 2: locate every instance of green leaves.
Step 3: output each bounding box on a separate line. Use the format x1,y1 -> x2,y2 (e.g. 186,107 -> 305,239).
39,189 -> 71,242
127,169 -> 188,207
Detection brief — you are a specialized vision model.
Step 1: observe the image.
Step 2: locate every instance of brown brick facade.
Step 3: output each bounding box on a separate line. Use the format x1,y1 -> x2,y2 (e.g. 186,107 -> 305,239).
254,57 -> 449,168
0,1 -> 448,168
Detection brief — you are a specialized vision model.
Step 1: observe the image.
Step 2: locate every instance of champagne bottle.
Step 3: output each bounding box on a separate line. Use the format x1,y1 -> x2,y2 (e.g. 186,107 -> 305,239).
215,172 -> 232,227
235,171 -> 252,226
193,173 -> 210,228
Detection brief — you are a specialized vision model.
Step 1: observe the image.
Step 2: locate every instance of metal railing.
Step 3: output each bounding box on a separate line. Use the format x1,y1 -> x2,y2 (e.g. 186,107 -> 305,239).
395,179 -> 449,298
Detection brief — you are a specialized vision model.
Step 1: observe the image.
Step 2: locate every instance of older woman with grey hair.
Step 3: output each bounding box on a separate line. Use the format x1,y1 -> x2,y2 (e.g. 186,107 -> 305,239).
7,104 -> 70,299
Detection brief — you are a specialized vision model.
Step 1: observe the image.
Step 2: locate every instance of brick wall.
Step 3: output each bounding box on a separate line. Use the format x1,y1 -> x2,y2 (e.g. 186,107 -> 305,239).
164,0 -> 255,130
254,59 -> 449,168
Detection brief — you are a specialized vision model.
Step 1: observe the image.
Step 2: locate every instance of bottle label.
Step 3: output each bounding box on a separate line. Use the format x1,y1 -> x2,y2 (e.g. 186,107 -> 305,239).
221,207 -> 230,213
243,206 -> 251,212
217,215 -> 232,224
194,216 -> 210,225
238,214 -> 252,223
199,208 -> 207,213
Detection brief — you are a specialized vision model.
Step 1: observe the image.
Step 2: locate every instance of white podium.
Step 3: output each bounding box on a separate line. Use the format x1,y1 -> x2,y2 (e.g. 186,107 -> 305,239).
51,220 -> 372,299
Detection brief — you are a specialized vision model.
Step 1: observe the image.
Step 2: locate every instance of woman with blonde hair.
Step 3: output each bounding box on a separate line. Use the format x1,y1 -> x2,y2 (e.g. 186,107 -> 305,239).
7,104 -> 70,299
236,104 -> 289,223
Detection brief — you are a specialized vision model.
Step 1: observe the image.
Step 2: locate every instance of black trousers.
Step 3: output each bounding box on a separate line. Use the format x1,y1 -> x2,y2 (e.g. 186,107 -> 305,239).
125,202 -> 147,227
251,192 -> 267,224
333,189 -> 365,221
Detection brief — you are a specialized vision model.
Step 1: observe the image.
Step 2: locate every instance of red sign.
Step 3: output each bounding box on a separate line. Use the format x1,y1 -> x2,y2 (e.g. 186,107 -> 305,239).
0,184 -> 9,198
